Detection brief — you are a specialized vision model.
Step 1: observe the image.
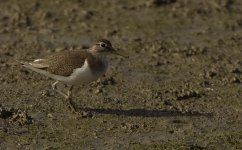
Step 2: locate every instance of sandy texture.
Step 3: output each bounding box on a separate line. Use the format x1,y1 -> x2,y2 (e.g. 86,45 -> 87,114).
0,0 -> 242,149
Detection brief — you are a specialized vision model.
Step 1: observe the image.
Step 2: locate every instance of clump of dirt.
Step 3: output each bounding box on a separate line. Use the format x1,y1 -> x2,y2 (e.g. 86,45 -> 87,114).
146,0 -> 177,7
0,105 -> 33,125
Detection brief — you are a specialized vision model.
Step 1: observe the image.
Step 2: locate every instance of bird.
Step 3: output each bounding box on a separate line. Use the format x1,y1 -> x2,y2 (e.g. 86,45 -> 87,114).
18,39 -> 126,111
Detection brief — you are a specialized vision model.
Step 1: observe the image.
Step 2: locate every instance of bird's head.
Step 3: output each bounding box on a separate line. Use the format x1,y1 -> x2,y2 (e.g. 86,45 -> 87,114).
90,39 -> 128,58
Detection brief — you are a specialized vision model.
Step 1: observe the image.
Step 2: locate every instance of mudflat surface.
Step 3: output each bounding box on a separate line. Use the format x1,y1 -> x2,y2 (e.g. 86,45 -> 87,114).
0,0 -> 242,149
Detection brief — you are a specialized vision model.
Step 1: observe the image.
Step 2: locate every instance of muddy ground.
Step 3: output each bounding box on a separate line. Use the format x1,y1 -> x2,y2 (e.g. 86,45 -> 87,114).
0,0 -> 241,149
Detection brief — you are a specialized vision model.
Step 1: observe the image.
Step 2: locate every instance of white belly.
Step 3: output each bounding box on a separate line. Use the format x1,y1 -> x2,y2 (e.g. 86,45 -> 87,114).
56,59 -> 107,85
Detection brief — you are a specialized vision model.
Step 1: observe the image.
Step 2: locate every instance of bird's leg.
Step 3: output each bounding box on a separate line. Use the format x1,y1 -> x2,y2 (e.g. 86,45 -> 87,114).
66,86 -> 77,112
51,81 -> 68,99
67,86 -> 73,99
51,82 -> 77,112
52,81 -> 59,90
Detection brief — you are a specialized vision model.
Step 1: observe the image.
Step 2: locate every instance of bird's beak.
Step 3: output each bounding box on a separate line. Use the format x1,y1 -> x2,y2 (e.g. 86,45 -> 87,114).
111,47 -> 129,58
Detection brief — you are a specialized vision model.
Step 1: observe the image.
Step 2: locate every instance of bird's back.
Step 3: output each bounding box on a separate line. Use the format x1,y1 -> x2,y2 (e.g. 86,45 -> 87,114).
30,50 -> 88,77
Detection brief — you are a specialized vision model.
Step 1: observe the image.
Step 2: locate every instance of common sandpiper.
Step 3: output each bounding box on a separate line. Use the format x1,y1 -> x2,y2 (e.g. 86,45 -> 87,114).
18,39 -> 126,111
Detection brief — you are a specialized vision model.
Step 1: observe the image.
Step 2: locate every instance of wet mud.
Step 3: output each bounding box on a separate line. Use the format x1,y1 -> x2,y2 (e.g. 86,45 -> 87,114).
0,0 -> 242,149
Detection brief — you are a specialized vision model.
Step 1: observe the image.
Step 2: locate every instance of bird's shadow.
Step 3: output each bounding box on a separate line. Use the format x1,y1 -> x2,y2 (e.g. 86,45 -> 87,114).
78,107 -> 213,118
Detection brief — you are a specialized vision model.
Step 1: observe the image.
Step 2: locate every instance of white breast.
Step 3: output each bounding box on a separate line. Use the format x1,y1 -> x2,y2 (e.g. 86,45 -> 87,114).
68,59 -> 107,85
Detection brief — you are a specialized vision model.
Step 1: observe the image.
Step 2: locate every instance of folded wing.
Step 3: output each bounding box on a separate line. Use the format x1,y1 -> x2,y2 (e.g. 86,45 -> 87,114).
18,50 -> 88,77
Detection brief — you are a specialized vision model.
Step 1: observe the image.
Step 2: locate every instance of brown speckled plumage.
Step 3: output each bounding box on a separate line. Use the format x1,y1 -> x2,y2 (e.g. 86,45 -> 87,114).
29,39 -> 113,76
30,50 -> 107,77
19,39 -> 116,77
31,50 -> 87,76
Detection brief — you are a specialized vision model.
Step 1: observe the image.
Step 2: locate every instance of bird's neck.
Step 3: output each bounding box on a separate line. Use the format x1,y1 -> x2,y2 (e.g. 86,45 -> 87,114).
86,51 -> 108,75
88,50 -> 107,60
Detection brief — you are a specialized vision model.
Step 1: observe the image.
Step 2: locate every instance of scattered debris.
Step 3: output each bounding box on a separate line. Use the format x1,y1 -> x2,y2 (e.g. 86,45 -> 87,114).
0,105 -> 33,125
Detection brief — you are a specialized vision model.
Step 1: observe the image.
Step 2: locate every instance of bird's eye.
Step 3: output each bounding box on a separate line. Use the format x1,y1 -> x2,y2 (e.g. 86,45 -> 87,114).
100,43 -> 106,48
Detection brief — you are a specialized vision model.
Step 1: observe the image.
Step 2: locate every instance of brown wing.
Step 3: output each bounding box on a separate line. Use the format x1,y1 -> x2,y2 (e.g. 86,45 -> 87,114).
31,50 -> 88,76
